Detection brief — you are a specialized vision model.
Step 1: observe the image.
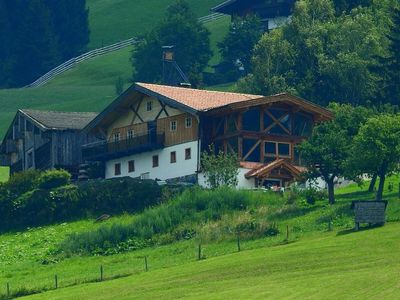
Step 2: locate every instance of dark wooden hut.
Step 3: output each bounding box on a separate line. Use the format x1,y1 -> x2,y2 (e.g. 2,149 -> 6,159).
0,109 -> 97,176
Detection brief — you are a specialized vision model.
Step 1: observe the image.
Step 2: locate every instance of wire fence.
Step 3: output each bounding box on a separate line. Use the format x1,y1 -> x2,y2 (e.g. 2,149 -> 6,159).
24,13 -> 226,88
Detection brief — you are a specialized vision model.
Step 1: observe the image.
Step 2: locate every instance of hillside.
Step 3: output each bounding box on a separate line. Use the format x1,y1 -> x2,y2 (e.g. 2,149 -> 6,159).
0,176 -> 399,299
0,6 -> 230,140
87,0 -> 223,49
23,223 -> 400,299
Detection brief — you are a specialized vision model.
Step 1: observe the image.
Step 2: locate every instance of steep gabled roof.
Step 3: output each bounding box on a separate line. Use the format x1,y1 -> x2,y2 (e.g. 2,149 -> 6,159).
244,159 -> 305,179
19,109 -> 98,131
84,82 -> 333,134
135,82 -> 264,112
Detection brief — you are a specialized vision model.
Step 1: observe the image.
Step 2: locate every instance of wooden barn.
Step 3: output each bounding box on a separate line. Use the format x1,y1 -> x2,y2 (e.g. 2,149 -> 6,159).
0,109 -> 97,176
212,0 -> 296,30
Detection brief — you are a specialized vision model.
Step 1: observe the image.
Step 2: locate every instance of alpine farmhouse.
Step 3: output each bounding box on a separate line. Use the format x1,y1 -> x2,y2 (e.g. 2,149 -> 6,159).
82,83 -> 332,188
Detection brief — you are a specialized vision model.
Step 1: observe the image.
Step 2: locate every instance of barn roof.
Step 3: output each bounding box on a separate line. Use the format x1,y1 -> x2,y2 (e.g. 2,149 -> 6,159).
19,109 -> 98,130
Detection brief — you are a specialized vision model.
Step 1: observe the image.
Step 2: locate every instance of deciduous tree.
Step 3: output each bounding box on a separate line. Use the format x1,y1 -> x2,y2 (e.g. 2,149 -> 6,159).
349,114 -> 400,201
131,0 -> 212,86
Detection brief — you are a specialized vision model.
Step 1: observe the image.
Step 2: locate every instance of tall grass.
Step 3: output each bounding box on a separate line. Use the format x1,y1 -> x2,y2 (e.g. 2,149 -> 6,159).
60,187 -> 280,256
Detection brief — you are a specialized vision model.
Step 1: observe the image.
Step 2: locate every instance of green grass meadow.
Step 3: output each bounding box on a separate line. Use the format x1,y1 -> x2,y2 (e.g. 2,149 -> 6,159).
23,223 -> 400,299
0,176 -> 398,299
0,167 -> 9,182
86,0 -> 223,49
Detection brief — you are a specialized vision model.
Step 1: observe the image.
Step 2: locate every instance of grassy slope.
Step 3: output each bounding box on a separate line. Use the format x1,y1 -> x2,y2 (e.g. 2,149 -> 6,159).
0,167 -> 9,182
24,223 -> 400,299
87,0 -> 223,49
0,11 -> 230,140
0,176 -> 399,298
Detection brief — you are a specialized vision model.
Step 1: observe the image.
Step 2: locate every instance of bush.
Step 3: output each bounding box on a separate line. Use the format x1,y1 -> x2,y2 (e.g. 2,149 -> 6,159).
37,169 -> 71,190
0,170 -> 163,232
300,188 -> 327,205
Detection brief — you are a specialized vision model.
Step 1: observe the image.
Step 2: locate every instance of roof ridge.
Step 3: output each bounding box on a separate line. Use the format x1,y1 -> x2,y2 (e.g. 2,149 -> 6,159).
20,109 -> 97,115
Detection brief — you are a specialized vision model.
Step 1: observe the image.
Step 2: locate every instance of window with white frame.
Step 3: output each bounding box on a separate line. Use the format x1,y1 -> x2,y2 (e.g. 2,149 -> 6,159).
185,117 -> 192,128
170,120 -> 177,132
127,129 -> 135,140
113,132 -> 121,143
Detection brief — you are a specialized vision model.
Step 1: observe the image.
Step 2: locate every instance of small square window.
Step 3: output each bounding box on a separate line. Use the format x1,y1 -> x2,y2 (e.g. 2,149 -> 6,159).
114,163 -> 121,176
278,143 -> 290,157
128,160 -> 135,173
152,155 -> 159,167
127,129 -> 135,140
170,120 -> 177,132
146,101 -> 152,111
185,148 -> 191,160
113,132 -> 121,143
185,117 -> 192,128
170,151 -> 176,163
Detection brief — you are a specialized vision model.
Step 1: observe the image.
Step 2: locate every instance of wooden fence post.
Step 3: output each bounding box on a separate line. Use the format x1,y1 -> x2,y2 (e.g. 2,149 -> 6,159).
286,225 -> 289,241
55,275 -> 58,289
198,244 -> 202,260
6,283 -> 10,300
237,235 -> 241,252
144,256 -> 148,272
100,265 -> 104,281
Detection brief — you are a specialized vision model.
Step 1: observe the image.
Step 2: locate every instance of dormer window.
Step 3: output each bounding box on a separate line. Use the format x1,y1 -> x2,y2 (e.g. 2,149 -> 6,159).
146,101 -> 153,112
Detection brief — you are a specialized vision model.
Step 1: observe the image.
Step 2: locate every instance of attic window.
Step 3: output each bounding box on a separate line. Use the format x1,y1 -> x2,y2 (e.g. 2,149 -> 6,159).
146,101 -> 153,112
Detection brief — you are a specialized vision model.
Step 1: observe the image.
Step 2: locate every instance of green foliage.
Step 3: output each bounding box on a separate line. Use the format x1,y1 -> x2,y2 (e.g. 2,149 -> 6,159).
0,0 -> 89,87
299,104 -> 373,204
349,114 -> 400,200
115,76 -> 125,95
131,0 -> 212,86
3,169 -> 42,198
217,15 -> 263,79
60,187 -> 258,255
201,145 -> 239,188
240,0 -> 392,107
0,171 -> 162,232
37,169 -> 71,190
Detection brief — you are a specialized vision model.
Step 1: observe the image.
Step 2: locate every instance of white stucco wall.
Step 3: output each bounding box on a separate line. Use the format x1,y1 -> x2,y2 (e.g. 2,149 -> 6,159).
105,141 -> 199,180
198,167 -> 256,189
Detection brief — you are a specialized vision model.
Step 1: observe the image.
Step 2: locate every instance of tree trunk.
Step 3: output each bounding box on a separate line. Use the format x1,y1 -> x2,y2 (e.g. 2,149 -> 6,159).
376,172 -> 386,201
368,173 -> 377,192
327,177 -> 335,205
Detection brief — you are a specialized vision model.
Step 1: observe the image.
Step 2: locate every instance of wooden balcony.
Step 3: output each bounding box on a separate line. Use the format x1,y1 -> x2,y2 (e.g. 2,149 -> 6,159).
82,132 -> 165,161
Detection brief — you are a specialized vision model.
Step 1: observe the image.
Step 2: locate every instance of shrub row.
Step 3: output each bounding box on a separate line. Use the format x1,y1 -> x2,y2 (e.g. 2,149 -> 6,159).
59,187 -> 275,256
0,170 -> 162,232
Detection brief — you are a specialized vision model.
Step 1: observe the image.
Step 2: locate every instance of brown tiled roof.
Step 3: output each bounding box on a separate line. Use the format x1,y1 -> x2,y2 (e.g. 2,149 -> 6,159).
245,159 -> 304,179
136,83 -> 264,112
20,109 -> 98,130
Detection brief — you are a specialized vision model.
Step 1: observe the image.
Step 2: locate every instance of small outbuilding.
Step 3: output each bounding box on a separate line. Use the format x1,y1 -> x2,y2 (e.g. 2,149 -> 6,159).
0,109 -> 97,176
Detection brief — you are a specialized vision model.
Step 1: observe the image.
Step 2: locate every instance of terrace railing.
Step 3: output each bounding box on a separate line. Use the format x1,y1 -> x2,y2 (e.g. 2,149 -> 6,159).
82,132 -> 165,161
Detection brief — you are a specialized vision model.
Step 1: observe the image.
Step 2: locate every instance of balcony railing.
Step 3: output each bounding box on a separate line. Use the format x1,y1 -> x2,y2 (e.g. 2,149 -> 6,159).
82,132 -> 165,161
